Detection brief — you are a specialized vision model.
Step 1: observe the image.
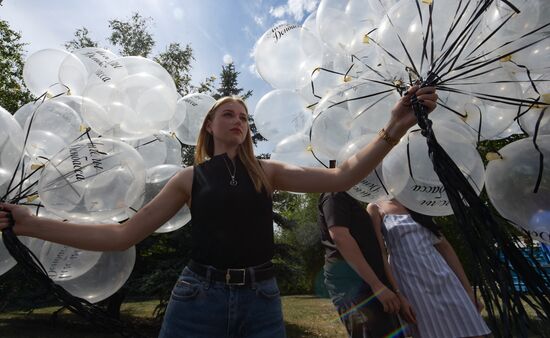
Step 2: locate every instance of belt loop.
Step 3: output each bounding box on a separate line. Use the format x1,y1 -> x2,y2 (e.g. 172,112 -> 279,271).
204,267 -> 212,290
249,267 -> 257,289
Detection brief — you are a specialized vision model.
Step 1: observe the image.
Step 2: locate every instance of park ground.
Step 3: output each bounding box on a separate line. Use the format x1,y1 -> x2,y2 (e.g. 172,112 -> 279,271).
0,295 -> 546,337
0,295 -> 346,337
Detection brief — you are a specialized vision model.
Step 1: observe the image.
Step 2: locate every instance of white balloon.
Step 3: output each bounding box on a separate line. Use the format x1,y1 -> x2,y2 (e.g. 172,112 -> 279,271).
23,99 -> 83,145
23,49 -> 73,96
130,132 -> 183,169
59,48 -> 119,95
253,89 -> 313,144
255,23 -> 323,89
170,93 -> 216,145
316,0 -> 389,55
38,138 -> 146,221
518,76 -> 550,136
383,126 -> 485,216
338,134 -> 392,202
486,136 -> 550,243
82,56 -> 178,138
57,246 -> 136,303
0,106 -> 25,176
40,241 -> 102,281
271,133 -> 329,169
138,165 -> 191,233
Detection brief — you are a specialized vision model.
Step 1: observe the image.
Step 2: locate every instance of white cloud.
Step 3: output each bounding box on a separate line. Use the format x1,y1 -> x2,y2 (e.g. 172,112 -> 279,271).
254,15 -> 264,27
269,0 -> 319,22
269,5 -> 287,19
223,54 -> 233,64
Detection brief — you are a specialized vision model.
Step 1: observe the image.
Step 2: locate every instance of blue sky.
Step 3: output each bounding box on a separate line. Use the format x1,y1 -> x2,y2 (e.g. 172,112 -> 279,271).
0,0 -> 319,111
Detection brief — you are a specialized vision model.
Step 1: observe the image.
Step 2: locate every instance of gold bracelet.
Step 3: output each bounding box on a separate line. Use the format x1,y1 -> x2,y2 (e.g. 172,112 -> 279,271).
378,128 -> 399,146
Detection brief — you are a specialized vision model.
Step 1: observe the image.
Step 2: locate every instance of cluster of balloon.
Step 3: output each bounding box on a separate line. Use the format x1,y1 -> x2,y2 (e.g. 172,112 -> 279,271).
1,46 -> 215,302
253,0 -> 549,242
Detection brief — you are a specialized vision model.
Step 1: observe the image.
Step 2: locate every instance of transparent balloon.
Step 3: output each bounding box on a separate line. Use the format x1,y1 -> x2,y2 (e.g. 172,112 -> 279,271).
130,132 -> 183,169
13,101 -> 41,128
382,126 -> 485,216
25,129 -> 68,160
300,52 -> 370,107
311,85 -> 357,159
59,48 -> 119,95
81,56 -> 178,138
58,53 -> 88,96
23,99 -> 83,147
518,76 -> 550,136
271,133 -> 329,169
436,94 -> 517,140
170,93 -> 216,145
0,236 -> 32,277
38,138 -> 146,221
56,246 -> 136,303
255,23 -> 323,89
338,134 -> 392,202
253,90 -> 313,145
0,106 -> 25,177
23,49 -> 72,96
138,165 -> 191,233
40,241 -> 102,281
316,0 -> 390,55
485,136 -> 550,243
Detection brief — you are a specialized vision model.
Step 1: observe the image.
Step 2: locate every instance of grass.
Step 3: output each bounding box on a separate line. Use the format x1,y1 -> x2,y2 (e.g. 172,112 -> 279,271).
0,296 -> 346,338
1,296 -> 546,338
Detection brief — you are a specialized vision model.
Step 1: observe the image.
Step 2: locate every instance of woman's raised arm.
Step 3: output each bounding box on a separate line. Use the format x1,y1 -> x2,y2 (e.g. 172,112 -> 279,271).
262,85 -> 437,193
0,167 -> 193,251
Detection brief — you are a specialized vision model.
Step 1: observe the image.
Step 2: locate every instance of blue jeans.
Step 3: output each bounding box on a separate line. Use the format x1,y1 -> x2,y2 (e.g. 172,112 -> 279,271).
159,266 -> 286,338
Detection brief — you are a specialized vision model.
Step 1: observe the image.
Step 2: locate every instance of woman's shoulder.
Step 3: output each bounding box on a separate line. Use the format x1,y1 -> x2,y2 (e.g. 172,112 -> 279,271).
171,166 -> 194,191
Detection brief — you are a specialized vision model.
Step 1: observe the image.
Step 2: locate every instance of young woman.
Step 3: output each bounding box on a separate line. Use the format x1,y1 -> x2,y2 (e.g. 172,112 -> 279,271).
367,199 -> 491,338
0,86 -> 437,338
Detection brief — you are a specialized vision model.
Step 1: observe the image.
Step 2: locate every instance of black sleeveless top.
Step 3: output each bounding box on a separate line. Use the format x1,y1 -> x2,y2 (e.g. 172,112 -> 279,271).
190,153 -> 274,268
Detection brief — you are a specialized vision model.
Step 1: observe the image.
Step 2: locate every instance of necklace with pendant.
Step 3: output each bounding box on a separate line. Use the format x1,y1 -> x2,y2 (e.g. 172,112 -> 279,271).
222,156 -> 238,186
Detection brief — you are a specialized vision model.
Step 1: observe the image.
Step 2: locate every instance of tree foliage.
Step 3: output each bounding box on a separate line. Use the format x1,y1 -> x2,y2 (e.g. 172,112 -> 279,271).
0,19 -> 33,113
64,27 -> 98,51
212,62 -> 252,101
211,62 -> 266,147
108,13 -> 155,57
155,43 -> 194,96
273,192 -> 326,295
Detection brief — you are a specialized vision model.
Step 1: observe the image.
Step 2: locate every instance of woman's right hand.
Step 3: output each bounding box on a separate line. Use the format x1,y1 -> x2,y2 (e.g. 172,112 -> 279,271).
0,203 -> 34,235
386,85 -> 438,138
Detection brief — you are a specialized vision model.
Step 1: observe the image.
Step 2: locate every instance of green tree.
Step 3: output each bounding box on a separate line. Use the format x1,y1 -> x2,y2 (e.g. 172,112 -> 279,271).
212,62 -> 266,147
64,27 -> 98,51
212,62 -> 252,100
0,19 -> 32,113
108,12 -> 155,57
273,192 -> 325,295
155,43 -> 194,96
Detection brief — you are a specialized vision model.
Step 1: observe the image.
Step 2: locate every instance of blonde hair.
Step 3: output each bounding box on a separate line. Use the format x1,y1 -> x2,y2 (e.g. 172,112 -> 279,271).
194,96 -> 271,193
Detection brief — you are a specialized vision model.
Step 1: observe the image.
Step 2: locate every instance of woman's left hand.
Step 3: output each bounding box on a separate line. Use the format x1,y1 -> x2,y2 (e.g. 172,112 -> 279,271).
398,294 -> 417,324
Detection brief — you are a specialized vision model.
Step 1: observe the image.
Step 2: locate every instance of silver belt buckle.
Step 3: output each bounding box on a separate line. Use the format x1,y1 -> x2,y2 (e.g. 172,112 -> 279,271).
225,268 -> 246,285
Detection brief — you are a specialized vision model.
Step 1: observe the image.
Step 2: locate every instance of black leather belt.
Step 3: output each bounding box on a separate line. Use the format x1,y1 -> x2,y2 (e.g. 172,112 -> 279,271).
188,260 -> 275,286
